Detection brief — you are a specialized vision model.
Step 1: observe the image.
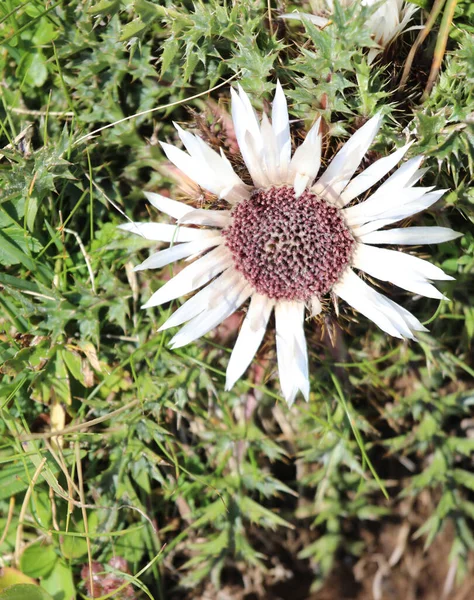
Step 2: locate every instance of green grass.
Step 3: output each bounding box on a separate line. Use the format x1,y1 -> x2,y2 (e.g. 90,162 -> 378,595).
0,1 -> 473,598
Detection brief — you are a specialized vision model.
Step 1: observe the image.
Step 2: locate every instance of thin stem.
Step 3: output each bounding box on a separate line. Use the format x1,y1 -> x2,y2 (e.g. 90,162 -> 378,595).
422,0 -> 458,100
399,0 -> 446,90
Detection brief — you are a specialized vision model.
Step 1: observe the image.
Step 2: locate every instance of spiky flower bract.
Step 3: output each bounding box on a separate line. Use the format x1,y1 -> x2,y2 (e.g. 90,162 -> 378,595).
283,0 -> 419,63
121,83 -> 459,405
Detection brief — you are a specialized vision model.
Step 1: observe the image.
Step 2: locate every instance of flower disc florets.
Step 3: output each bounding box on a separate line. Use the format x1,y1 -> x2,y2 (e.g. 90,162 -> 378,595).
223,186 -> 355,301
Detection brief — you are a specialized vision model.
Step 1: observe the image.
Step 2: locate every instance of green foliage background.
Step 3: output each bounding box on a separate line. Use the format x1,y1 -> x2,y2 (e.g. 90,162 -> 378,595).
0,0 -> 473,598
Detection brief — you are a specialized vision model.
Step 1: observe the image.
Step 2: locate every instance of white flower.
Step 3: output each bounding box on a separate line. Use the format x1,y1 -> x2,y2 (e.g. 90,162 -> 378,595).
283,0 -> 419,63
120,83 -> 459,406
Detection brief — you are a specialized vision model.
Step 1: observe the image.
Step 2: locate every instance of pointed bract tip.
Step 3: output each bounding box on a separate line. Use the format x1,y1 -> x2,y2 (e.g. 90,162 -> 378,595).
372,112 -> 384,127
168,339 -> 185,350
173,121 -> 185,134
143,191 -> 156,204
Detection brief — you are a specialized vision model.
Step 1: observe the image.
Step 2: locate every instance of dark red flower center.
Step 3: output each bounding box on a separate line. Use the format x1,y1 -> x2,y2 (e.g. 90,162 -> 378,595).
222,186 -> 355,301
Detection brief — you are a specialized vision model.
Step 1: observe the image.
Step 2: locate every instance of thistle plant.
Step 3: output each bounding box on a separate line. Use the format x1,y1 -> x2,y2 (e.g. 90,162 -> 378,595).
0,1 -> 473,599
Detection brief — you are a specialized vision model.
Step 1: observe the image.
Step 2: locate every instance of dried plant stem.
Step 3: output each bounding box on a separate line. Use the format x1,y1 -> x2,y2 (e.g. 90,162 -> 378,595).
14,458 -> 47,566
399,0 -> 446,90
0,497 -> 15,547
9,107 -> 74,117
423,0 -> 458,100
63,227 -> 96,293
75,441 -> 94,597
20,398 -> 140,441
74,72 -> 240,146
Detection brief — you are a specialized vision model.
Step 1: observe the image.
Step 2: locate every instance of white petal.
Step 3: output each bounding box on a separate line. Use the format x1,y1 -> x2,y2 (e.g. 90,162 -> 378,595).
134,235 -> 223,272
161,137 -> 247,204
313,114 -> 383,201
231,87 -> 266,187
275,301 -> 310,405
352,243 -> 452,299
160,142 -> 213,193
173,123 -> 249,203
166,126 -> 250,204
225,293 -> 274,391
218,149 -> 252,203
178,209 -> 232,228
310,296 -> 322,317
118,222 -> 216,243
344,186 -> 434,222
350,189 -> 448,236
272,81 -> 292,181
174,124 -> 231,182
340,142 -> 412,205
367,48 -> 382,64
377,155 -> 424,192
280,12 -> 330,27
168,280 -> 252,349
334,269 -> 422,339
292,307 -> 310,402
144,191 -> 192,220
244,130 -> 270,188
334,270 -> 403,338
142,246 -> 233,308
289,118 -> 322,198
260,112 -> 280,184
382,295 -> 428,334
293,173 -> 311,198
359,226 -> 462,246
355,242 -> 453,282
405,167 -> 429,189
343,187 -> 443,227
237,84 -> 261,140
352,218 -> 399,237
159,270 -> 242,330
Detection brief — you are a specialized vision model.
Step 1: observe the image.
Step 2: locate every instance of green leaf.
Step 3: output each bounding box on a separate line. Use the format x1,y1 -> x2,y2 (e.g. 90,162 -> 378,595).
61,535 -> 88,561
20,543 -> 58,579
24,52 -> 49,88
0,585 -> 53,600
61,512 -> 98,560
417,413 -> 439,441
111,526 -> 146,563
453,468 -> 474,491
119,18 -> 148,41
161,37 -> 179,76
61,349 -> 84,384
40,562 -> 75,600
240,496 -> 294,530
32,19 -> 59,45
0,228 -> 41,268
0,570 -> 37,592
87,0 -> 122,15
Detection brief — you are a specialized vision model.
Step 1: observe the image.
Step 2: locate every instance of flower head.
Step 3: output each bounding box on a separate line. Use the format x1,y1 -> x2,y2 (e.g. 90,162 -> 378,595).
283,0 -> 419,63
121,83 -> 459,405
